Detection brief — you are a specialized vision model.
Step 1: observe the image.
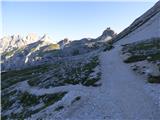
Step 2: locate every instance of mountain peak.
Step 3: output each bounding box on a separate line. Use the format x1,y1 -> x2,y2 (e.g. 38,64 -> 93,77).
96,27 -> 116,42
40,34 -> 55,44
102,27 -> 116,37
25,33 -> 38,41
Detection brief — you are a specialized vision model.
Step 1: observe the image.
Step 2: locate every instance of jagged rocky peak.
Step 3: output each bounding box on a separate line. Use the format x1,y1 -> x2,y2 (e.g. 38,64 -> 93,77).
40,34 -> 55,44
97,27 -> 117,42
102,27 -> 116,37
25,33 -> 38,41
0,34 -> 24,53
0,33 -> 56,53
58,38 -> 71,49
58,38 -> 69,44
63,38 -> 69,43
11,34 -> 21,40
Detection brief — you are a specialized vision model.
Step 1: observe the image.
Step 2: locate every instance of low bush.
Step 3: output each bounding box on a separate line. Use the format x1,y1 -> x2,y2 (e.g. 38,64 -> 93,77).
54,106 -> 64,111
124,55 -> 146,63
148,75 -> 160,83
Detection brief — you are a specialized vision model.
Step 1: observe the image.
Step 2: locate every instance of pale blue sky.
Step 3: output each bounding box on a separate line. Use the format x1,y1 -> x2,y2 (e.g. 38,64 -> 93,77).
2,1 -> 157,41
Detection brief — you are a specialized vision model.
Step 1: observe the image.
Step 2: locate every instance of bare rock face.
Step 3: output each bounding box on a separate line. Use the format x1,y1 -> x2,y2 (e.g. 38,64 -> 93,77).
57,38 -> 70,49
0,34 -> 60,71
0,33 -> 39,53
1,26 -> 115,71
114,0 -> 160,43
25,33 -> 39,42
96,27 -> 117,42
40,34 -> 56,44
56,28 -> 116,57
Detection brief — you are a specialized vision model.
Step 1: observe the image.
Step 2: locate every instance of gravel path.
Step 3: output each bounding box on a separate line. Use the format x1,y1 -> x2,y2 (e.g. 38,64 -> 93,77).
22,45 -> 160,120
101,46 -> 160,119
65,46 -> 160,120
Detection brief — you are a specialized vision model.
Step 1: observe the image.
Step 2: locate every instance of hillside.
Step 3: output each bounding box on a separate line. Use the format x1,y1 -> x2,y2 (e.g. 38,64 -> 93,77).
1,1 -> 160,120
1,28 -> 115,71
113,1 -> 160,43
1,28 -> 115,119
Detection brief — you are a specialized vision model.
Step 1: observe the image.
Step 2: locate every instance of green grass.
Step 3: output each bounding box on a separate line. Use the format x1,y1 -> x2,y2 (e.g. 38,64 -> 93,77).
2,54 -> 101,89
64,56 -> 100,86
54,56 -> 101,87
148,75 -> 160,83
27,77 -> 41,86
63,79 -> 79,85
148,53 -> 160,61
124,53 -> 160,63
2,56 -> 101,90
47,44 -> 60,50
19,92 -> 40,107
128,42 -> 160,51
31,47 -> 36,52
82,77 -> 100,86
122,38 -> 160,63
38,49 -> 61,57
124,55 -> 147,63
1,55 -> 101,120
122,38 -> 160,84
1,64 -> 52,89
3,50 -> 15,56
2,47 -> 25,57
18,92 -> 67,108
124,38 -> 160,52
43,92 -> 67,107
1,90 -> 17,111
2,91 -> 67,119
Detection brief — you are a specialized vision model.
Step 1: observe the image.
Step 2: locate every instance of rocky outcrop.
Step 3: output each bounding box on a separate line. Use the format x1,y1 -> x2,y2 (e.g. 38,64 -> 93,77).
57,38 -> 70,49
114,1 -> 160,44
1,27 -> 115,71
96,27 -> 117,42
0,33 -> 39,53
56,28 -> 116,57
1,34 -> 60,71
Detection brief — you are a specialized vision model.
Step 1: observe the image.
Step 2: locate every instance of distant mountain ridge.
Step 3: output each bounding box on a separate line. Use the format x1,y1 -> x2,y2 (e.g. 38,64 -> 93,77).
1,1 -> 160,120
0,33 -> 56,53
0,28 -> 116,71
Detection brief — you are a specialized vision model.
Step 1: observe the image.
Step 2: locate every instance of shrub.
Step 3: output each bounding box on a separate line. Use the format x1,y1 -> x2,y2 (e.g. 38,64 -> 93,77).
82,78 -> 99,86
148,75 -> 160,83
20,92 -> 40,107
124,55 -> 146,63
54,106 -> 64,111
3,92 -> 67,119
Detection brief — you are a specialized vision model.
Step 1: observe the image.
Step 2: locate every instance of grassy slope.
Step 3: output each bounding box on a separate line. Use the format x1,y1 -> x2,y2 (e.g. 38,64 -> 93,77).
1,55 -> 101,119
122,38 -> 160,63
122,38 -> 160,83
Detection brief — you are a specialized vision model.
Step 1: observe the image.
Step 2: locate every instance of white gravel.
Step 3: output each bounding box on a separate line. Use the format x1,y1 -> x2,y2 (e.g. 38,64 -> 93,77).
17,46 -> 160,120
57,46 -> 160,120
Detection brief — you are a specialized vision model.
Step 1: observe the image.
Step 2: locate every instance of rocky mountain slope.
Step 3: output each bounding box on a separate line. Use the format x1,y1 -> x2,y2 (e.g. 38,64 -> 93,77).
0,33 -> 39,53
1,28 -> 116,71
113,0 -> 160,43
1,27 -> 116,119
121,38 -> 160,83
1,1 -> 160,120
2,52 -> 101,119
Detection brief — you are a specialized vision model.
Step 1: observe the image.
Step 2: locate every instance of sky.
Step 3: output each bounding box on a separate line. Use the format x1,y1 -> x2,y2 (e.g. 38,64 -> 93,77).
1,0 -> 157,42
